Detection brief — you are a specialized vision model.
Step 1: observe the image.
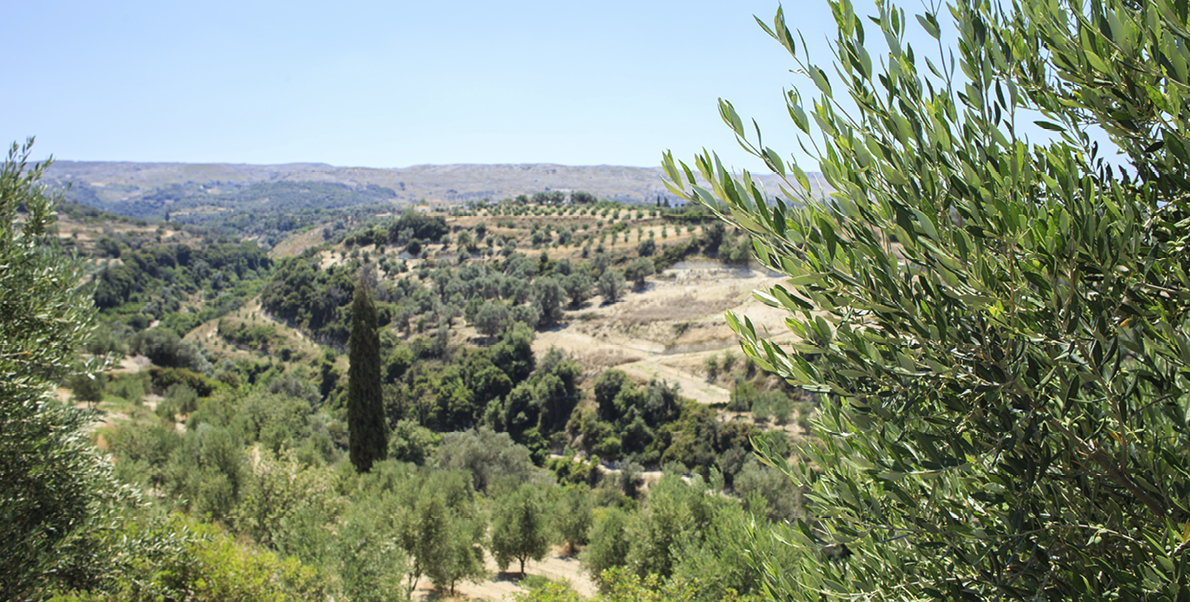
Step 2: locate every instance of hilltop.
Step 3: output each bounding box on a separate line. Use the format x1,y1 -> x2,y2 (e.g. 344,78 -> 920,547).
44,160 -> 830,215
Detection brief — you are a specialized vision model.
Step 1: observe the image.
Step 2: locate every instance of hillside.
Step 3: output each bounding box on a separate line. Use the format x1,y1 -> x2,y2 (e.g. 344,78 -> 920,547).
44,160 -> 831,213
46,193 -> 818,601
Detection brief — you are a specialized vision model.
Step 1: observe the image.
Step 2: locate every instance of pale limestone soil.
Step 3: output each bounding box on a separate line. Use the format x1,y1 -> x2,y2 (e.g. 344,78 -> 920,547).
533,262 -> 795,405
412,545 -> 596,601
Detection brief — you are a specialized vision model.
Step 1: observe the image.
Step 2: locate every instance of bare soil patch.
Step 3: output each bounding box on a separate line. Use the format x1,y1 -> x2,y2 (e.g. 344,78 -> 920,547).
270,225 -> 330,259
530,261 -> 794,406
413,545 -> 596,601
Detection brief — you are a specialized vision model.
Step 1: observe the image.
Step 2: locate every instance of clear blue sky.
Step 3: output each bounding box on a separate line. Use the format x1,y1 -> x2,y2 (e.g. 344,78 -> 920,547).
2,1 -> 863,171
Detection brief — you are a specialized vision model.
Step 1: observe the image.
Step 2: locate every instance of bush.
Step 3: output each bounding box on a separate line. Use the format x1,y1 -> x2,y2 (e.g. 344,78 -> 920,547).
54,515 -> 330,602
733,458 -> 804,523
581,507 -> 632,587
433,427 -> 538,493
165,424 -> 246,521
387,419 -> 438,465
107,372 -> 150,405
129,328 -> 212,374
150,366 -> 219,397
165,383 -> 199,415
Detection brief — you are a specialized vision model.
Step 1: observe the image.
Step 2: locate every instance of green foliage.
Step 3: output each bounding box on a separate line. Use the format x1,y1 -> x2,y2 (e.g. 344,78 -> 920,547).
93,239 -> 270,317
422,498 -> 486,594
354,465 -> 486,595
596,269 -> 626,303
231,390 -> 316,455
474,300 -> 513,336
546,454 -> 602,488
583,479 -> 772,601
53,514 -> 329,602
217,319 -> 279,351
624,257 -> 655,289
704,355 -> 720,383
761,390 -> 793,425
337,500 -> 410,602
107,371 -> 150,405
433,427 -> 538,493
105,416 -> 182,489
663,0 -> 1190,598
0,140 -> 131,597
149,366 -> 219,397
165,423 -> 246,521
491,322 -> 537,382
67,369 -> 106,406
165,382 -> 199,415
713,235 -> 750,266
670,496 -> 775,602
491,483 -> 551,575
387,418 -> 438,464
348,276 -> 387,472
561,270 -> 593,307
233,449 -> 342,559
514,567 -> 734,602
732,458 -> 804,523
384,210 -> 449,245
637,237 -> 656,257
583,507 -> 633,585
129,328 -> 211,373
572,190 -> 597,204
626,474 -> 715,579
532,275 -> 566,326
553,484 -> 595,554
261,253 -> 367,345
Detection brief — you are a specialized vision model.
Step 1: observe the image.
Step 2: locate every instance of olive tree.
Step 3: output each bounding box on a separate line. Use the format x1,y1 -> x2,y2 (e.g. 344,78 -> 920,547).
490,483 -> 551,575
1,140 -> 127,596
596,269 -> 626,303
663,0 -> 1190,598
624,257 -> 655,290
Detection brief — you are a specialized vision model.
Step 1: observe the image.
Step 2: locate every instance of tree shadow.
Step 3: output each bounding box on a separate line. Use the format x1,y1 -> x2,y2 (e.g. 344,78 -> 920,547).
493,571 -> 529,584
536,322 -> 568,333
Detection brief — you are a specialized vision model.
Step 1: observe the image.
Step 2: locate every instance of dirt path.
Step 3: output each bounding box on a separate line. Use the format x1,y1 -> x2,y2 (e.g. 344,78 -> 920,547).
413,546 -> 596,601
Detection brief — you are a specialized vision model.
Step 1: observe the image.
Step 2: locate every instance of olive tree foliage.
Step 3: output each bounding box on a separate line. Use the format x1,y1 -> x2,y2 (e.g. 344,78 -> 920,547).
490,483 -> 551,575
397,469 -> 486,595
433,427 -> 538,493
663,0 -> 1190,599
0,140 -> 128,596
597,269 -> 626,303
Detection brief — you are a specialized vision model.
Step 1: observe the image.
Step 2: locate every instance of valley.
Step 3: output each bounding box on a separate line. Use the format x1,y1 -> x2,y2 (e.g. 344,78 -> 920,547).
42,181 -> 818,601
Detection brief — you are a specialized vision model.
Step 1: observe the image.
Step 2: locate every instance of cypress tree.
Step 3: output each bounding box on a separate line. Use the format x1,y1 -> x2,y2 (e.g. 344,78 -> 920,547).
348,274 -> 386,472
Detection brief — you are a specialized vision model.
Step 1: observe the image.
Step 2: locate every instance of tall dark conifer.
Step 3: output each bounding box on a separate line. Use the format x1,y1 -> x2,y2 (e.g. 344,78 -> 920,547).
348,274 -> 386,472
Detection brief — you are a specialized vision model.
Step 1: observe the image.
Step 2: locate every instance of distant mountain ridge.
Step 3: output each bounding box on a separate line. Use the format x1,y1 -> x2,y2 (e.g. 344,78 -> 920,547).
44,160 -> 830,212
